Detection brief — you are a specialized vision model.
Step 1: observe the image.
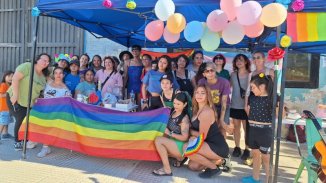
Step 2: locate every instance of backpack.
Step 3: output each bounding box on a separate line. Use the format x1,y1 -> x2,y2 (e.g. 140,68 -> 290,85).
287,124 -> 306,143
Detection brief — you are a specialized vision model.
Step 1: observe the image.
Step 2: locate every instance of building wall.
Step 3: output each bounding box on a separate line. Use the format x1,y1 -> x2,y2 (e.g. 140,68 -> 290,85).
0,0 -> 84,76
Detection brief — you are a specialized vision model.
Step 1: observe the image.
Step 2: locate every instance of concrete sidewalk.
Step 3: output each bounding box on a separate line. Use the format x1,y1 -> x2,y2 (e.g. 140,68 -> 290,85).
0,134 -> 309,183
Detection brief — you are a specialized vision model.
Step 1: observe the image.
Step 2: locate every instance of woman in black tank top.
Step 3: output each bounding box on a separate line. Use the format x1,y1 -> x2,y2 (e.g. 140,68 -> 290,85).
185,85 -> 229,178
152,92 -> 191,176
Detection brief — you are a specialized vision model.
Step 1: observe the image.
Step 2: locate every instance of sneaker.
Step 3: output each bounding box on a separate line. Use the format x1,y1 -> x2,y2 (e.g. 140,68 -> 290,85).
242,176 -> 261,183
220,154 -> 232,172
14,142 -> 23,151
244,157 -> 253,166
241,149 -> 250,160
232,147 -> 242,157
37,146 -> 51,158
1,133 -> 14,140
26,141 -> 38,149
199,167 -> 222,178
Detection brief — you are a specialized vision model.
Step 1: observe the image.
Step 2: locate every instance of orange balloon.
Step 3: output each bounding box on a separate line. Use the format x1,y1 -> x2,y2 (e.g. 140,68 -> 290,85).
260,3 -> 287,27
167,13 -> 186,34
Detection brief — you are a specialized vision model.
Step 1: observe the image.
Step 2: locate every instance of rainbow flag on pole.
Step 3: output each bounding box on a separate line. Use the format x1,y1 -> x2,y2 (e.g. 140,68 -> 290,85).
18,97 -> 169,161
287,12 -> 326,42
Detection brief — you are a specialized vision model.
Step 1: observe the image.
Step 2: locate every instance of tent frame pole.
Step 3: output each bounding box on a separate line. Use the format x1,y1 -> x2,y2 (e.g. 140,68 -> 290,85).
273,49 -> 288,183
22,15 -> 40,159
268,25 -> 281,182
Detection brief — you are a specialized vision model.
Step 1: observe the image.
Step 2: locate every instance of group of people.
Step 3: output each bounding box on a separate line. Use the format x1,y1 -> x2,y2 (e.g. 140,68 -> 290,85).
0,45 -> 274,182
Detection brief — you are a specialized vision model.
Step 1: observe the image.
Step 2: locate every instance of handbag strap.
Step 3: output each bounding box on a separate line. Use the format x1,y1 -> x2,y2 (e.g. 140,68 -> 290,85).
101,70 -> 114,88
236,72 -> 243,89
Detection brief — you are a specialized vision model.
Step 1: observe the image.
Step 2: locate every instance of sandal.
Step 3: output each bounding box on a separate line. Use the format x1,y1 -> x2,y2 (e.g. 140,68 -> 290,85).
152,168 -> 173,176
172,157 -> 188,167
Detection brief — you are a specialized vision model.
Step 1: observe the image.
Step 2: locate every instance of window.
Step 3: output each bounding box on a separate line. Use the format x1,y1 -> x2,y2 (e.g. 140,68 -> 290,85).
285,53 -> 320,88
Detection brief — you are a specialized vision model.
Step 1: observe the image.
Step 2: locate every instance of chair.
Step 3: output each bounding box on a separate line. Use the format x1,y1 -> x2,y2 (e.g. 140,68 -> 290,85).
293,118 -> 323,183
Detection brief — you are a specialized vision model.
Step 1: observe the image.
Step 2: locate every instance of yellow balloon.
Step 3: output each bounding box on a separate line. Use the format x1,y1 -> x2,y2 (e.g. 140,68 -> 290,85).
260,3 -> 287,27
167,13 -> 186,34
280,35 -> 292,48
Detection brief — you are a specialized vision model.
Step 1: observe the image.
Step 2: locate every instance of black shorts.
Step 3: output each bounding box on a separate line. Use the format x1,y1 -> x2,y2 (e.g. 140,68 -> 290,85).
230,108 -> 248,120
149,96 -> 163,110
247,124 -> 273,154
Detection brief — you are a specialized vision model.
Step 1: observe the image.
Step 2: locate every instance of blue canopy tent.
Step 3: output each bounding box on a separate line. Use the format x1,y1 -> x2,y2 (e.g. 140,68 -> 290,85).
35,0 -> 326,53
21,1 -> 326,183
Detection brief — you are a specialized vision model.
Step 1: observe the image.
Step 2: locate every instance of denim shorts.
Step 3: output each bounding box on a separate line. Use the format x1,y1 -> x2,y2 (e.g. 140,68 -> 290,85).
0,111 -> 14,125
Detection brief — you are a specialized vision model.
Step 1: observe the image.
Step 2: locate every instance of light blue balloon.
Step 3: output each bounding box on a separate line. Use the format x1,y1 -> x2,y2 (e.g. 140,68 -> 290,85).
184,21 -> 204,42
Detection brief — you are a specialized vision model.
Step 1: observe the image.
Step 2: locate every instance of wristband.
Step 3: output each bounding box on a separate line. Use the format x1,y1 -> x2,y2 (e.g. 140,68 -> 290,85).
141,98 -> 148,104
169,131 -> 173,138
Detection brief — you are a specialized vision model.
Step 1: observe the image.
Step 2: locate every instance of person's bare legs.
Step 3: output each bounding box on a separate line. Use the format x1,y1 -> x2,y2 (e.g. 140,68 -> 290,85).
262,153 -> 270,182
154,136 -> 183,174
186,143 -> 223,169
233,119 -> 241,148
252,149 -> 261,181
241,120 -> 249,150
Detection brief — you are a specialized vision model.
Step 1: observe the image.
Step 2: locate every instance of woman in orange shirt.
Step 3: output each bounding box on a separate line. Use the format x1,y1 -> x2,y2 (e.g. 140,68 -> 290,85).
0,71 -> 14,140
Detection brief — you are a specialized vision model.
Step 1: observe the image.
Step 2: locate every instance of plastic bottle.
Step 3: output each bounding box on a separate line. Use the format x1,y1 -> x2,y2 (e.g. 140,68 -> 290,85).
130,90 -> 135,104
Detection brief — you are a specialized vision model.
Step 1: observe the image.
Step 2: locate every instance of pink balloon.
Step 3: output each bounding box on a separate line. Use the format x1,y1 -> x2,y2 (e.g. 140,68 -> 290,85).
237,1 -> 262,26
163,27 -> 180,44
145,20 -> 164,41
206,10 -> 228,32
220,0 -> 242,21
244,21 -> 264,38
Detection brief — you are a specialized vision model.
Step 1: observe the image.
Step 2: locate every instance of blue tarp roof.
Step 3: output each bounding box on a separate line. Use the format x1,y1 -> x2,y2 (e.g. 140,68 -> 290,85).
36,0 -> 326,54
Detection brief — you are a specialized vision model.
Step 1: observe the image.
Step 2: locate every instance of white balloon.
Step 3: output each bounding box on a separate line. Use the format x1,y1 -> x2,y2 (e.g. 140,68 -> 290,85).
222,21 -> 245,45
155,0 -> 175,21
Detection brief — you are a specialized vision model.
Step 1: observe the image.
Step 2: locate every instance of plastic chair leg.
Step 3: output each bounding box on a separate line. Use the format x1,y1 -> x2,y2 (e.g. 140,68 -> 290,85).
294,161 -> 305,183
307,168 -> 318,183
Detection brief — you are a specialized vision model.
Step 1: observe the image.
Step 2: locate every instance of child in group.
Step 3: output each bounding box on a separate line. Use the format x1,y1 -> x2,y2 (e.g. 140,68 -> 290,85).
64,60 -> 80,96
0,71 -> 14,140
54,54 -> 71,76
160,74 -> 179,109
242,73 -> 273,183
75,69 -> 96,97
36,67 -> 71,157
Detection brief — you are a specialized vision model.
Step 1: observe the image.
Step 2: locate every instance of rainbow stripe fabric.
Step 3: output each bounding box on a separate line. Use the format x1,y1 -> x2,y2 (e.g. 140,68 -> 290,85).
287,12 -> 326,42
18,97 -> 169,161
183,133 -> 204,157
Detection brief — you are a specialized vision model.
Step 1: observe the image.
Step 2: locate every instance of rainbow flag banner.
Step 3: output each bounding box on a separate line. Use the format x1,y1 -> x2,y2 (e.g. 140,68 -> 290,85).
18,97 -> 169,161
287,12 -> 326,42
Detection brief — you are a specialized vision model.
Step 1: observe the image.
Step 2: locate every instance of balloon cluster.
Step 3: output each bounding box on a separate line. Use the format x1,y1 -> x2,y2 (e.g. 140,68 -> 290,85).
144,0 -> 288,51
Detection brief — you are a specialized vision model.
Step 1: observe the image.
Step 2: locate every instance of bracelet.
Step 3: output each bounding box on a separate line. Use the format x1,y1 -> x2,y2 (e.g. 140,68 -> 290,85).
141,99 -> 148,104
169,131 -> 173,138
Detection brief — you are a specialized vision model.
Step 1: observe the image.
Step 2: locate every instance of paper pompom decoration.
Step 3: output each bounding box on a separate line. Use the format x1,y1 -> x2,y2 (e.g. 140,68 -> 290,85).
280,35 -> 292,48
126,0 -> 136,10
268,47 -> 285,61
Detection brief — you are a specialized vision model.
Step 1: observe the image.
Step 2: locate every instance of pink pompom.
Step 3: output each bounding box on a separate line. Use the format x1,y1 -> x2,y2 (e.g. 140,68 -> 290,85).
291,0 -> 304,12
102,0 -> 112,8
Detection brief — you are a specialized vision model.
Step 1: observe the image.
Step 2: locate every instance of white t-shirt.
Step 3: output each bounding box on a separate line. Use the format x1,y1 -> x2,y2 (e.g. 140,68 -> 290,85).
44,83 -> 71,99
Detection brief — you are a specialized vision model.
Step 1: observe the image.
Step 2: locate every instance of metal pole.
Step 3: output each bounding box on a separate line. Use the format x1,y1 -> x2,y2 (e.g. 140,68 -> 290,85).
273,48 -> 288,183
22,15 -> 40,159
268,25 -> 281,183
